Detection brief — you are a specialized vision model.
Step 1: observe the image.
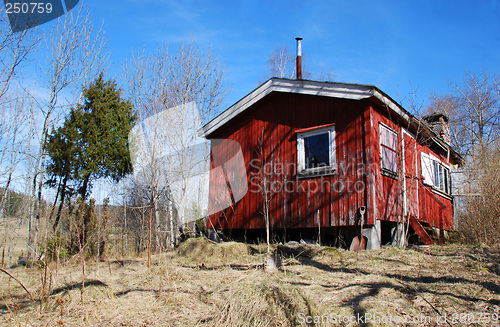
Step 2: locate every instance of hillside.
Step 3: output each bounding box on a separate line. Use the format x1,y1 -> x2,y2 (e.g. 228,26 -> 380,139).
1,238 -> 499,326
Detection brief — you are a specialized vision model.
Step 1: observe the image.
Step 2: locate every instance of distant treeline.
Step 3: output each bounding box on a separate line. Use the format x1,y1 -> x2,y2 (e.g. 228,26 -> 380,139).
0,188 -> 26,217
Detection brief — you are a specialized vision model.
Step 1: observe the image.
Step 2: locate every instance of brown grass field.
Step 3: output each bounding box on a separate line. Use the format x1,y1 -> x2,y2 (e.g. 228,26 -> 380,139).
1,237 -> 500,326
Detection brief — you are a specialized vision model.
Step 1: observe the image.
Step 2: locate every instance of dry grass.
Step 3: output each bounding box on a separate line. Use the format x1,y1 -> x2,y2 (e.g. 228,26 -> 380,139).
1,239 -> 499,326
0,217 -> 30,267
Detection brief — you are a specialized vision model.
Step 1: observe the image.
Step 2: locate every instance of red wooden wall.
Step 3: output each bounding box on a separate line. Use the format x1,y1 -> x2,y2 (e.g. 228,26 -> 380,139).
208,92 -> 370,230
207,92 -> 454,231
369,104 -> 454,230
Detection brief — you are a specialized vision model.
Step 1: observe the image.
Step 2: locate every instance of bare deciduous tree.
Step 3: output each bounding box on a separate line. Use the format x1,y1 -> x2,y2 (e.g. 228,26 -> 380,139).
0,14 -> 40,103
26,4 -> 108,257
0,95 -> 32,222
426,71 -> 500,244
125,46 -> 174,266
427,71 -> 500,158
0,13 -> 41,265
267,45 -> 295,79
124,40 -> 227,266
458,146 -> 500,245
265,44 -> 330,81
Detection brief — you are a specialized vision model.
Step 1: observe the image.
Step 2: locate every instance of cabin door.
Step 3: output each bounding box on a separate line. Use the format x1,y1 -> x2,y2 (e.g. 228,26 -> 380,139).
402,128 -> 419,219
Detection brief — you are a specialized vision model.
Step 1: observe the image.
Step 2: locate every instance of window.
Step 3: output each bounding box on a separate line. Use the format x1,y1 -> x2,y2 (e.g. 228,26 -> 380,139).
297,125 -> 335,174
379,124 -> 398,176
421,153 -> 451,194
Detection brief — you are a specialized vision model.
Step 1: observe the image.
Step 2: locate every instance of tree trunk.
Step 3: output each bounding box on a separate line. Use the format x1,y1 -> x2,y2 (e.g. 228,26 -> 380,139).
80,173 -> 91,200
53,172 -> 69,231
169,198 -> 175,250
0,172 -> 13,223
48,176 -> 63,223
148,200 -> 153,268
154,200 -> 161,252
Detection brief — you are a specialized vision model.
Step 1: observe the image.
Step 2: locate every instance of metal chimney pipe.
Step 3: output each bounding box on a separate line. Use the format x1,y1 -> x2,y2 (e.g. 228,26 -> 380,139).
296,37 -> 302,79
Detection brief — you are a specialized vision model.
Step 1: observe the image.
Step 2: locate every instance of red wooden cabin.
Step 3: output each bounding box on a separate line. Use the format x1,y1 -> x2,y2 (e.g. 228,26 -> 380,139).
201,78 -> 461,248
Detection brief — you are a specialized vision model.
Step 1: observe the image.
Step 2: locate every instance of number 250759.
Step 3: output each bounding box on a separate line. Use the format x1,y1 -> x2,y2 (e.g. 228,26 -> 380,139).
4,2 -> 53,14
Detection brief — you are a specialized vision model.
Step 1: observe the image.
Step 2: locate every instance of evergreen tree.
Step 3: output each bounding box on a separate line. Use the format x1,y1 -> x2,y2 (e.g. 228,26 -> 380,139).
46,73 -> 136,231
45,111 -> 81,230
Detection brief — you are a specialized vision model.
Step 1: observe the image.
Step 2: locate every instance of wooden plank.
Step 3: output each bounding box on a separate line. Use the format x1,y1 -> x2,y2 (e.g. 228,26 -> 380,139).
403,129 -> 419,220
367,106 -> 377,225
409,216 -> 433,245
338,101 -> 348,226
346,107 -> 354,225
355,108 -> 364,220
362,106 -> 373,225
291,95 -> 299,228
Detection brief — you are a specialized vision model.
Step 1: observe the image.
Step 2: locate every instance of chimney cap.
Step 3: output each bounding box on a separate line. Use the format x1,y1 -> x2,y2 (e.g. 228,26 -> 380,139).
295,37 -> 303,41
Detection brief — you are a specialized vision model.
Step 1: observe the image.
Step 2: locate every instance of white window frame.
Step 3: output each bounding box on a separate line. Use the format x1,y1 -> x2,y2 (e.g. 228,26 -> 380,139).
420,152 -> 451,195
297,125 -> 336,175
379,123 -> 399,177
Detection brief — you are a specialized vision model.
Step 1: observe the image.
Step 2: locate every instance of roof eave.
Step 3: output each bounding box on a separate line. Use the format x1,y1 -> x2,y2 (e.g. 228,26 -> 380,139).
200,78 -> 463,164
201,78 -> 380,137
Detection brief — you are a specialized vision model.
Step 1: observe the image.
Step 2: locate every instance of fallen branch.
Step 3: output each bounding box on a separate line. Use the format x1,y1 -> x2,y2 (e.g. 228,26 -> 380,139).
0,268 -> 35,303
395,279 -> 453,327
1,294 -> 21,326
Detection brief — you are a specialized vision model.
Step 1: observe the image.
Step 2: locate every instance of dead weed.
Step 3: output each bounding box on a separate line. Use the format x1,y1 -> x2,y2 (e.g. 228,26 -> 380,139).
0,239 -> 499,326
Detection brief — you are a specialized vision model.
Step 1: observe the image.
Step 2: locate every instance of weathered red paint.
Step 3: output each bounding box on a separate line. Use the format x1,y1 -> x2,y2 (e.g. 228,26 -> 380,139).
205,80 -> 457,237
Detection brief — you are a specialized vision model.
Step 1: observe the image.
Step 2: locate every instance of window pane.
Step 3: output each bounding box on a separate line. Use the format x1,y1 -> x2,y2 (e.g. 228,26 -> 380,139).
304,132 -> 329,169
439,165 -> 444,191
381,147 -> 398,173
380,126 -> 397,150
444,168 -> 449,194
433,161 -> 440,187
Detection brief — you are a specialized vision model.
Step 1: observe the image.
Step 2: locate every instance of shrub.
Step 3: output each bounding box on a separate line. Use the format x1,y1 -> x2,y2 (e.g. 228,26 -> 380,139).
65,197 -> 110,260
458,148 -> 500,245
40,236 -> 69,262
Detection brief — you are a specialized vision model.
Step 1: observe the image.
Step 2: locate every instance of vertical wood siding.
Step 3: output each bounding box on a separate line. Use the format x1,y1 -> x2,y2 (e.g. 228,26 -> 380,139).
207,93 -> 454,231
370,104 -> 454,230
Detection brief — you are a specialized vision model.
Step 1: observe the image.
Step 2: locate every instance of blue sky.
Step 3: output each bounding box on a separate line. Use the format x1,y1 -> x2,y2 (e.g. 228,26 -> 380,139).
3,0 -> 499,200
80,0 -> 500,112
